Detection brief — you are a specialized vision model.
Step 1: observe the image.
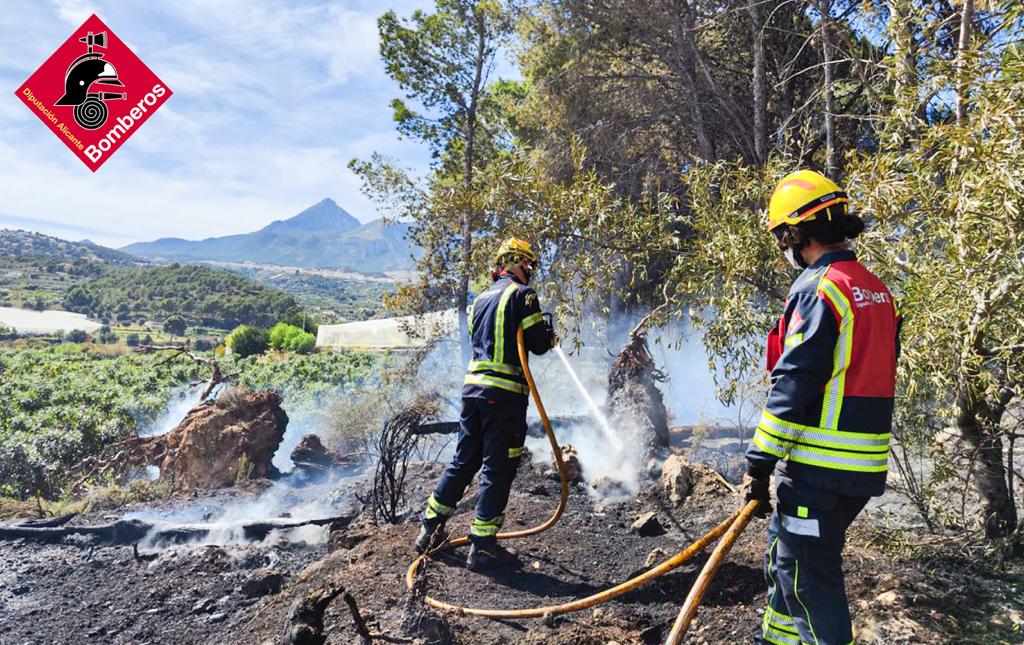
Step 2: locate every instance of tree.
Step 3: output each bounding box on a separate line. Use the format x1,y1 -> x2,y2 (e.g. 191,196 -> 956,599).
163,315 -> 186,337
372,0 -> 513,362
225,325 -> 269,358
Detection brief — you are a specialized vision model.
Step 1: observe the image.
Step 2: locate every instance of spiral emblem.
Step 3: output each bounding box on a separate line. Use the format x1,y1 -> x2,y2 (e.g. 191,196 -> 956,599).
74,97 -> 107,130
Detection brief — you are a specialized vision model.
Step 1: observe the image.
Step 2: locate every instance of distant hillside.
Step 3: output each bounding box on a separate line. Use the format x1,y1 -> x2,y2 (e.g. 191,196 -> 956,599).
120,199 -> 417,272
0,229 -> 141,311
64,264 -> 300,330
0,229 -> 138,270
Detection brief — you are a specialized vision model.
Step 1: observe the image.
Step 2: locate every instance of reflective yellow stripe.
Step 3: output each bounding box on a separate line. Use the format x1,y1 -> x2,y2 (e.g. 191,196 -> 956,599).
508,446 -> 523,458
785,332 -> 803,347
468,300 -> 476,335
492,283 -> 519,363
817,276 -> 853,430
794,559 -> 821,645
468,360 -> 523,376
522,312 -> 543,330
464,373 -> 528,395
424,493 -> 455,519
753,431 -> 889,473
758,410 -> 890,447
470,515 -> 504,537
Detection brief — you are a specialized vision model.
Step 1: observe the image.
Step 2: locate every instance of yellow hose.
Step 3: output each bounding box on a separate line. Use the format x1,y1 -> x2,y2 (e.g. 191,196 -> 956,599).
405,325 -> 745,621
663,499 -> 760,644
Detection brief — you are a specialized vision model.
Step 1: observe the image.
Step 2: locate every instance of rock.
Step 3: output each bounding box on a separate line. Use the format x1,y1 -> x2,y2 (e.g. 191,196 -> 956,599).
647,458 -> 663,480
630,511 -> 665,536
159,389 -> 289,490
660,454 -> 693,505
191,598 -> 215,615
591,476 -> 630,499
290,434 -> 358,474
242,568 -> 284,598
558,444 -> 582,482
529,484 -> 550,496
208,612 -> 228,623
875,590 -> 898,606
644,547 -> 669,567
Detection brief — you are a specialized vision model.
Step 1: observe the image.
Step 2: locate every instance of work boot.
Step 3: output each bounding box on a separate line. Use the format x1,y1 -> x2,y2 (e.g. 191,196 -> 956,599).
466,538 -> 521,571
414,519 -> 448,554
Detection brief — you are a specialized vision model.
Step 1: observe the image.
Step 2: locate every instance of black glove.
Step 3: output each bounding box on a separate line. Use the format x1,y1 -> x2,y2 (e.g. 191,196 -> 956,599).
741,473 -> 772,518
542,312 -> 559,348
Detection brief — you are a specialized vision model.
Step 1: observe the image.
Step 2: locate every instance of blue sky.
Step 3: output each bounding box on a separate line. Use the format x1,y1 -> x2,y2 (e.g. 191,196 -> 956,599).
0,0 -> 443,247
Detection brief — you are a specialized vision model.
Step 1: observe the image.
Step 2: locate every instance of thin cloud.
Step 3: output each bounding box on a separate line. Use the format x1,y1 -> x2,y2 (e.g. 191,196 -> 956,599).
2,0 -> 435,248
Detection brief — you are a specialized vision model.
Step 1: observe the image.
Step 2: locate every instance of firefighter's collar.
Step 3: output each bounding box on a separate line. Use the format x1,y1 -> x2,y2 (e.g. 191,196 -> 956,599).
808,249 -> 856,269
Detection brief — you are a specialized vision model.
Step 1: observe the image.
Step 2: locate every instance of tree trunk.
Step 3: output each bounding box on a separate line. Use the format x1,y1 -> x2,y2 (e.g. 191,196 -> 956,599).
818,0 -> 837,176
748,0 -> 768,164
458,12 -> 488,366
669,2 -> 715,160
955,0 -> 975,123
957,397 -> 1017,540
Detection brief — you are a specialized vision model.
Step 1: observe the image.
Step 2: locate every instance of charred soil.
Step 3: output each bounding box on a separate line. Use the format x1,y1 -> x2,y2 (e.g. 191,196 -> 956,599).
1,458 -> 1022,644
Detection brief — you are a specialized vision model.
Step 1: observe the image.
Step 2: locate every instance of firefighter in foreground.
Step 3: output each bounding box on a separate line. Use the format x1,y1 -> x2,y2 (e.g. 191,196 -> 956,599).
742,171 -> 899,645
415,238 -> 556,570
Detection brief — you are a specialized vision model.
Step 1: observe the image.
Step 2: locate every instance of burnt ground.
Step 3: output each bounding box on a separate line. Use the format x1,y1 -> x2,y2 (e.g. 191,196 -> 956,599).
1,457 -> 1023,645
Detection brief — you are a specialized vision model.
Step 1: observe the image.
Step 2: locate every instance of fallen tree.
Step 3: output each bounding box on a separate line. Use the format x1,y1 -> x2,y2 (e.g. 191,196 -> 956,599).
0,513 -> 358,547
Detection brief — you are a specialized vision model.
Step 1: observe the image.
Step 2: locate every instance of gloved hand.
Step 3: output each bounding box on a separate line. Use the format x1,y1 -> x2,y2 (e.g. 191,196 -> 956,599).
741,473 -> 772,518
543,312 -> 559,348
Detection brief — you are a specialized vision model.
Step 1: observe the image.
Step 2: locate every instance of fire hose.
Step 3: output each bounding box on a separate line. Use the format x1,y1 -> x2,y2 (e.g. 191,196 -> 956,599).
405,325 -> 761,641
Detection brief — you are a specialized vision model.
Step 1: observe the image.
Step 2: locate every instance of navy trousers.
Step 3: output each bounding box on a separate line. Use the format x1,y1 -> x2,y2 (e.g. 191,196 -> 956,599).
424,396 -> 527,540
757,478 -> 869,645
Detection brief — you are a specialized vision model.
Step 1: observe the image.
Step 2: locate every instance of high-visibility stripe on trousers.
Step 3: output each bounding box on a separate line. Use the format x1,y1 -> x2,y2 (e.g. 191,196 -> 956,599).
422,396 -> 526,535
756,479 -> 868,645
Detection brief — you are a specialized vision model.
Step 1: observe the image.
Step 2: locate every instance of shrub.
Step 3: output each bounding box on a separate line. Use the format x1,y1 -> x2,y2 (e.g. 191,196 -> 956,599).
269,322 -> 316,354
125,333 -> 140,347
162,315 -> 186,336
225,325 -> 269,358
65,329 -> 87,343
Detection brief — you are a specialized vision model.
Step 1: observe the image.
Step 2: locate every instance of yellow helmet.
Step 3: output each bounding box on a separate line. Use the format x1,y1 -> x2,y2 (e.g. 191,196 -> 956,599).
767,170 -> 849,231
494,237 -> 538,267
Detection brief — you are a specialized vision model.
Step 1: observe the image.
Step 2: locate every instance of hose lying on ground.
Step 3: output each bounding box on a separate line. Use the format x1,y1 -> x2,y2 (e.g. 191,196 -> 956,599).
406,325 -> 757,626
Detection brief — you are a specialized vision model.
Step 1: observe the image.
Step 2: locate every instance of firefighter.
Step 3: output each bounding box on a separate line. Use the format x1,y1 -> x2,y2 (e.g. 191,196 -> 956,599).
415,237 -> 556,570
742,171 -> 899,645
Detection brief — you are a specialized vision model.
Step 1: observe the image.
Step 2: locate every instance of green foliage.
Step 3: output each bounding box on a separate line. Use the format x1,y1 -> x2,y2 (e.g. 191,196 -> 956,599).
0,345 -> 385,499
65,329 -> 87,343
0,345 -> 205,497
162,314 -> 186,336
64,263 -> 301,330
378,0 -> 512,169
225,325 -> 269,358
268,322 -> 316,354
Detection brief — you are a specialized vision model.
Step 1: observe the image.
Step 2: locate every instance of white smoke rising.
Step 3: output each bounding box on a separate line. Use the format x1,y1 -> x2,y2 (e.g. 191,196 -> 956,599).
138,382 -> 208,438
129,467 -> 365,550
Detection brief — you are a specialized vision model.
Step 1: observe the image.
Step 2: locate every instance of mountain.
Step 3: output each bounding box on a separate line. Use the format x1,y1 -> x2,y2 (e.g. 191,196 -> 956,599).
0,229 -> 139,268
120,199 -> 415,273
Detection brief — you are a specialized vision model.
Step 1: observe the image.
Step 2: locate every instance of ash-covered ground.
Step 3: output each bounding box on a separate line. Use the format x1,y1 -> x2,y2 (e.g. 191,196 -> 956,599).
2,447 -> 1021,645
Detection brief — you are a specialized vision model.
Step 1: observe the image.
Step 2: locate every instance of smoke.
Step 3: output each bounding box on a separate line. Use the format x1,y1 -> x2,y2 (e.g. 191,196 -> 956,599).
129,465 -> 366,550
138,382 -> 208,438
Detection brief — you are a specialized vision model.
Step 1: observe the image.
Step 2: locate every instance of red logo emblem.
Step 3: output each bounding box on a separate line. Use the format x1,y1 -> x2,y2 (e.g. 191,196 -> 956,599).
15,14 -> 172,172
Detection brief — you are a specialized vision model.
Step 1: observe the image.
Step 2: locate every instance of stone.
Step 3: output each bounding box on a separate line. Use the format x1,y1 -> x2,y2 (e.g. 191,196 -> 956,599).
660,454 -> 693,505
644,547 -> 669,567
241,568 -> 284,598
191,598 -> 215,614
558,444 -> 582,482
630,511 -> 665,536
